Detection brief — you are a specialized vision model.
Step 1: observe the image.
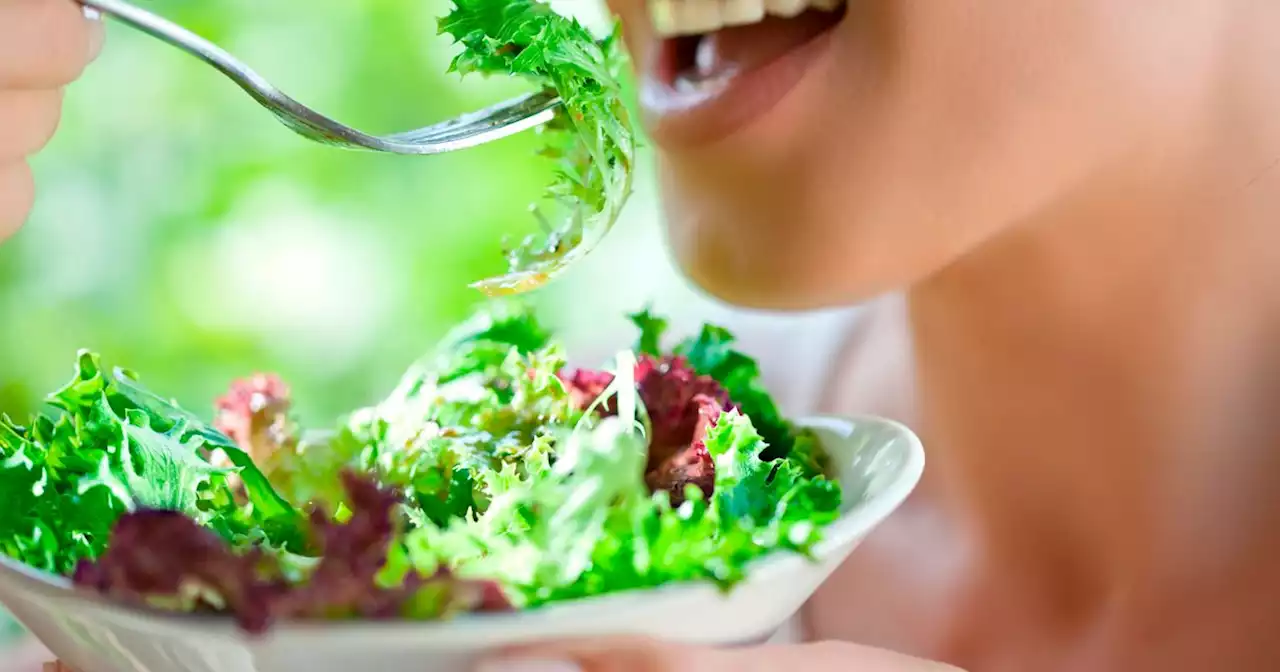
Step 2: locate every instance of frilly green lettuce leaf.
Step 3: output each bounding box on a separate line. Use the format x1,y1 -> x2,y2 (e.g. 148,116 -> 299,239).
627,306 -> 668,358
14,304 -> 843,630
628,311 -> 829,477
402,346 -> 842,607
0,351 -> 305,575
268,305 -> 579,532
705,409 -> 840,535
439,0 -> 637,295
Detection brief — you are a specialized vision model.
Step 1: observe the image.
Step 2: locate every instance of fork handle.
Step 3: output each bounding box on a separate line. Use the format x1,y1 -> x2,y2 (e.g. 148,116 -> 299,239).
69,0 -> 562,154
74,0 -> 269,90
69,0 -> 354,145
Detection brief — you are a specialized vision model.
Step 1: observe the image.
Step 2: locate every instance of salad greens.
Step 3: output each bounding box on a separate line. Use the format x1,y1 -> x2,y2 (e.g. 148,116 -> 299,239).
441,0 -> 637,295
0,352 -> 303,577
0,303 -> 841,632
0,0 -> 840,634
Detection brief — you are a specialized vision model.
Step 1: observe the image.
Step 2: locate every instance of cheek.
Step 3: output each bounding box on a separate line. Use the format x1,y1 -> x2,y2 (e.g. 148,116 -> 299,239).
660,5 -> 1133,309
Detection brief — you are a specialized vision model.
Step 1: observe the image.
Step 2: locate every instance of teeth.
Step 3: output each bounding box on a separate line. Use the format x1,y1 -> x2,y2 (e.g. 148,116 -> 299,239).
764,0 -> 806,17
650,0 -> 843,37
650,0 -> 680,36
720,0 -> 765,26
675,0 -> 725,35
694,39 -> 717,74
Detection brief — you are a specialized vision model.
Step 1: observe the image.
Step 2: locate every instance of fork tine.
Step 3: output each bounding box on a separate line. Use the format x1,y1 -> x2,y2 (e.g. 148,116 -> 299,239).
382,91 -> 561,147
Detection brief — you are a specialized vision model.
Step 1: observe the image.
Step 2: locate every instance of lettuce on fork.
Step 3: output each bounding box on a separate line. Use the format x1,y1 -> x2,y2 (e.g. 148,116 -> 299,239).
441,0 -> 637,295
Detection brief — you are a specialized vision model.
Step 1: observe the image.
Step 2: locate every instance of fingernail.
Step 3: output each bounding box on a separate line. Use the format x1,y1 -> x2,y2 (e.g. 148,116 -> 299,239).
474,658 -> 582,672
85,11 -> 105,63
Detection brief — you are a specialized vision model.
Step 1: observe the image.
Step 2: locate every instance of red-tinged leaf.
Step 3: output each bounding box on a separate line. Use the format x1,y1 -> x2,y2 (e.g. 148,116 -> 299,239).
634,355 -> 731,470
73,471 -> 512,634
213,373 -> 295,468
561,357 -> 732,501
559,368 -> 615,412
646,394 -> 722,506
72,510 -> 286,634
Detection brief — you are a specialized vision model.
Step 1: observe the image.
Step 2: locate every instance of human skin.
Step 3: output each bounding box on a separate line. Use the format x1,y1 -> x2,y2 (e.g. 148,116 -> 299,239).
11,0 -> 1280,670
480,1 -> 1280,671
0,2 -> 95,664
0,0 -> 101,241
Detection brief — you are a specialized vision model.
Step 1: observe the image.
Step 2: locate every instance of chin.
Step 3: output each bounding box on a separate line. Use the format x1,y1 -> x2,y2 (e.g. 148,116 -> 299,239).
660,185 -> 931,312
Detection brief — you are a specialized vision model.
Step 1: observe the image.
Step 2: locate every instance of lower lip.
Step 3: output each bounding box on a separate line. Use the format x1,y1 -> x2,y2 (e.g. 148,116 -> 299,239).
638,28 -> 836,149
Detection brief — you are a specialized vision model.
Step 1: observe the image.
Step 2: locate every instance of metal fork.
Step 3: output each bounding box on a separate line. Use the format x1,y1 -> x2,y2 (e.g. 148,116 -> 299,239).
76,0 -> 562,155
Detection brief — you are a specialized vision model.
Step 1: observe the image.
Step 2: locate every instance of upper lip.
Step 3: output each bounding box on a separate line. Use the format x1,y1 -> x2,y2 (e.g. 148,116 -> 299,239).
631,9 -> 843,149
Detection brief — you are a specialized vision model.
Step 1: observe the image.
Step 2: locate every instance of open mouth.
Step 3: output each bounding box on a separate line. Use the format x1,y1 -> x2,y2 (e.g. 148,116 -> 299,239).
640,0 -> 847,146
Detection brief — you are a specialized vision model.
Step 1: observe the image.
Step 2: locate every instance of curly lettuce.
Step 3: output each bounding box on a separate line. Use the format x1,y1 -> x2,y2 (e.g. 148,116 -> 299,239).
73,472 -> 511,633
393,321 -> 842,608
628,307 -> 830,477
0,352 -> 305,576
439,0 -> 637,295
4,303 -> 842,633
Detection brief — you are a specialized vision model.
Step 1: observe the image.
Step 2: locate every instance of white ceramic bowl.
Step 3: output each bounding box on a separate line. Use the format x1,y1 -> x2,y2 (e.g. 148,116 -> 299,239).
0,415 -> 924,672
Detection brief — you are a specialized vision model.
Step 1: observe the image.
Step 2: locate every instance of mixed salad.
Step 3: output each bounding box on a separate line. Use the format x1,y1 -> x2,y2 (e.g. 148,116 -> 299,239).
0,0 -> 842,636
0,304 -> 842,633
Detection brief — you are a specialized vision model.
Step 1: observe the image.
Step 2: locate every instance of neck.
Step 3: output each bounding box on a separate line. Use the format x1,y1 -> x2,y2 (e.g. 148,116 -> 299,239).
907,105 -> 1280,621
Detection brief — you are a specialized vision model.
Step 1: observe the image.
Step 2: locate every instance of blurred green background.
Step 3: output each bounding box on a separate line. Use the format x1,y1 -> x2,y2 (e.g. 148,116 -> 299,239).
0,0 -> 629,655
0,0 -> 622,427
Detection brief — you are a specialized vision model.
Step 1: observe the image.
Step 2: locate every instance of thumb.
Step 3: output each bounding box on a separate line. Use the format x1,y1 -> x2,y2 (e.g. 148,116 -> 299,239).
474,636 -> 705,672
84,8 -> 106,63
474,636 -> 963,672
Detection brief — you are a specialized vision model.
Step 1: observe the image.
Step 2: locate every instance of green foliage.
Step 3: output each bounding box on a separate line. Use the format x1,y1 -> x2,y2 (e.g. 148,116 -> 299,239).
0,0 -> 635,642
0,0 -> 582,429
628,312 -> 829,475
440,0 -> 637,294
0,352 -> 304,576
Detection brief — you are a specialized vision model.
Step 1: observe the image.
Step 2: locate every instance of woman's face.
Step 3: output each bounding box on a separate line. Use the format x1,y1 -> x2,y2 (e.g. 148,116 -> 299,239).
606,0 -> 1223,309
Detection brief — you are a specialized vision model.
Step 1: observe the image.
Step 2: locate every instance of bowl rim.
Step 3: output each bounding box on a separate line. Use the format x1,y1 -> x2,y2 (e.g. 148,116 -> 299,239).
0,413 -> 925,639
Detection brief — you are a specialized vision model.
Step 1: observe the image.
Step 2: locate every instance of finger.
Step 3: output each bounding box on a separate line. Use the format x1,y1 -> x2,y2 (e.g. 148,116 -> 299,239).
712,641 -> 964,671
0,0 -> 100,88
0,89 -> 64,159
86,10 -> 105,63
0,160 -> 36,241
477,637 -> 706,672
476,637 -> 964,672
